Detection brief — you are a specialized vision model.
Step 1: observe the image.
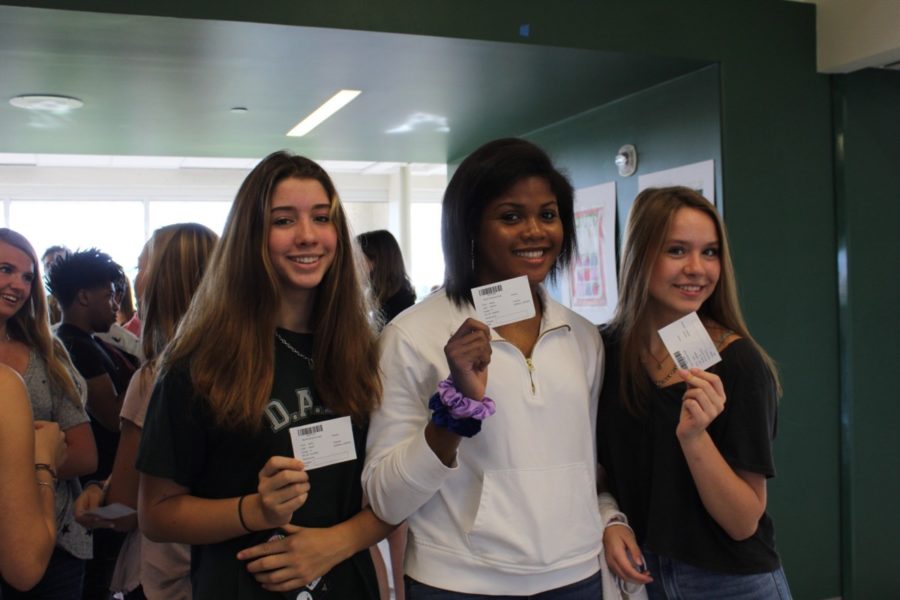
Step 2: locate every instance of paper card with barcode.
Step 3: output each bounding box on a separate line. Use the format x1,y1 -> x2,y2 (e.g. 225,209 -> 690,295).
471,275 -> 536,328
85,503 -> 136,520
289,416 -> 356,470
658,312 -> 722,371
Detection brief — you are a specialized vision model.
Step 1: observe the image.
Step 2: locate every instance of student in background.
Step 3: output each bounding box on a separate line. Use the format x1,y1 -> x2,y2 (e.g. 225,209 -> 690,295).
46,249 -> 138,600
0,229 -> 97,600
137,151 -> 391,599
116,276 -> 141,338
363,138 -> 605,598
356,228 -> 416,599
357,229 -> 416,328
0,365 -> 67,592
41,245 -> 69,326
598,186 -> 792,599
75,223 -> 218,600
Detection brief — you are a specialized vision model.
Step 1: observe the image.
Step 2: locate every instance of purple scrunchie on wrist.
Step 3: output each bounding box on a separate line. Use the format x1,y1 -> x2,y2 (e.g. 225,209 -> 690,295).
437,378 -> 496,421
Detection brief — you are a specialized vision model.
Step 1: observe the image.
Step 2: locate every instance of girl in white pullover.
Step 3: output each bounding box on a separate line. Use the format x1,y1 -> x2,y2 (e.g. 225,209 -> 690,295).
363,138 -> 605,598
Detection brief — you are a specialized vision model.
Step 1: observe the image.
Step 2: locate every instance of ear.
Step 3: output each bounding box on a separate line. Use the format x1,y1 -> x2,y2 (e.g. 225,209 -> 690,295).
76,289 -> 91,307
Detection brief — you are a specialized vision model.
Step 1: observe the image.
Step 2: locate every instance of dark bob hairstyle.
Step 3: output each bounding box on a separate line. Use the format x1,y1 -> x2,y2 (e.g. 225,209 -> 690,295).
441,137 -> 576,307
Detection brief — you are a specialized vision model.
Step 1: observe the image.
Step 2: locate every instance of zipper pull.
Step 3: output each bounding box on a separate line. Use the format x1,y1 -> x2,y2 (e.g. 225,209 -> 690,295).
525,357 -> 536,394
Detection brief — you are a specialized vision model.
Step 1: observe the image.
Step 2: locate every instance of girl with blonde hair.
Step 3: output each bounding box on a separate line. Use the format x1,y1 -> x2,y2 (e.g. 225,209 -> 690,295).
0,228 -> 97,600
598,187 -> 791,599
76,223 -> 218,599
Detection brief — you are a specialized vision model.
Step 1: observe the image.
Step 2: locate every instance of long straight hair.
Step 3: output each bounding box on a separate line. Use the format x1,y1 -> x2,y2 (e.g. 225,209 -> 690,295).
0,228 -> 82,405
139,223 -> 218,373
610,187 -> 781,414
356,229 -> 415,306
160,151 -> 381,430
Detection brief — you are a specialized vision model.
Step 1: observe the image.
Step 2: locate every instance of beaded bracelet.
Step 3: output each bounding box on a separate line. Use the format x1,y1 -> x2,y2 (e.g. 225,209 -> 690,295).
428,378 -> 496,438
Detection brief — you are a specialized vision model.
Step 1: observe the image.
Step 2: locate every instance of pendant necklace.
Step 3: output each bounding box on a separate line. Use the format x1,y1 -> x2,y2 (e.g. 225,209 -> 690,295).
275,331 -> 314,369
644,345 -> 676,386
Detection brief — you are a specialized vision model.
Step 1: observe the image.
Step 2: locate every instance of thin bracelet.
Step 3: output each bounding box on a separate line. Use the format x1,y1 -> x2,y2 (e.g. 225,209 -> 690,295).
35,463 -> 58,484
237,494 -> 256,533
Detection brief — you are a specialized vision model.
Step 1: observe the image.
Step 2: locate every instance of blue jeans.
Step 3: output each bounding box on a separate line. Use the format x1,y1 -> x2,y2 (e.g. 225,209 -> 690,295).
405,572 -> 602,599
643,549 -> 792,600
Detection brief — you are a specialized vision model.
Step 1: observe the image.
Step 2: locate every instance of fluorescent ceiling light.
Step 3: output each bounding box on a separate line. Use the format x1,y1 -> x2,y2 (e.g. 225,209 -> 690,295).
286,90 -> 361,137
9,94 -> 84,113
0,153 -> 38,166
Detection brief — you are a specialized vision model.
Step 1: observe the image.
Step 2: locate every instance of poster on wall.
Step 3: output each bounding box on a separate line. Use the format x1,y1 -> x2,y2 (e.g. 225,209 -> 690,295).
560,181 -> 618,325
637,159 -> 716,205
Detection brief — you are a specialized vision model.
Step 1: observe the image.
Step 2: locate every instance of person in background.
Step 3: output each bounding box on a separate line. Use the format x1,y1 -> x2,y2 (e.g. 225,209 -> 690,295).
76,223 -> 218,600
0,365 -> 67,592
598,186 -> 792,599
355,229 -> 415,599
357,229 -> 416,328
0,229 -> 97,600
137,151 -> 391,599
46,249 -> 139,600
116,276 -> 141,337
41,245 -> 70,326
363,138 -> 605,598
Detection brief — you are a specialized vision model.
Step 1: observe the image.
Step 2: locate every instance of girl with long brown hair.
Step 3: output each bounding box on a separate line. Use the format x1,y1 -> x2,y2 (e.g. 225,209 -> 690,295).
136,151 -> 390,599
598,186 -> 791,598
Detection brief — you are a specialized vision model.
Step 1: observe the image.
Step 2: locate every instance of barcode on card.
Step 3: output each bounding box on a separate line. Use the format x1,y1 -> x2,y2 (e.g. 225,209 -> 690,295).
298,424 -> 324,436
673,350 -> 688,369
478,284 -> 503,296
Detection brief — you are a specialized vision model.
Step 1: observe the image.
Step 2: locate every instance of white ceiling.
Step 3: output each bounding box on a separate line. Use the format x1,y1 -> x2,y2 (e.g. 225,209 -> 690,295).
794,0 -> 900,72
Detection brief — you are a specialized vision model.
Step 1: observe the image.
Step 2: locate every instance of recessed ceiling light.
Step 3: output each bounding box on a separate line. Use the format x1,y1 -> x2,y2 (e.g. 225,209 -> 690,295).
286,90 -> 361,137
9,94 -> 84,113
230,106 -> 248,114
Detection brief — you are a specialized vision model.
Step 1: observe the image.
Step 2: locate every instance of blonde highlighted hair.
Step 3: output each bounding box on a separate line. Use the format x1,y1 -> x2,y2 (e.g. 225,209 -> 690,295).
139,223 -> 218,371
610,186 -> 780,414
160,151 -> 381,430
0,228 -> 82,406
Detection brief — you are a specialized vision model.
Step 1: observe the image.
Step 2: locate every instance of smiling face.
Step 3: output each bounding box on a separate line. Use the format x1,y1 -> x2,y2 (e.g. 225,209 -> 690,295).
647,207 -> 721,327
267,177 -> 338,306
475,176 -> 563,290
0,240 -> 35,324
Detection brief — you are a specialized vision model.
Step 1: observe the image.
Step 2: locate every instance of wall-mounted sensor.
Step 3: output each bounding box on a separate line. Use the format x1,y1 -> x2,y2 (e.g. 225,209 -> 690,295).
615,144 -> 637,177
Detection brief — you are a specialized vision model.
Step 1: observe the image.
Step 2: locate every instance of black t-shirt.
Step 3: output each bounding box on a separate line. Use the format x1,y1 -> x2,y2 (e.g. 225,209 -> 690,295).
597,329 -> 781,574
56,323 -> 138,481
136,330 -> 377,600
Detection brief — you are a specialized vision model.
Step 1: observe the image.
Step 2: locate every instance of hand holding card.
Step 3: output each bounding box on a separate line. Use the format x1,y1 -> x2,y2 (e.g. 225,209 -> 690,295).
443,317 -> 492,401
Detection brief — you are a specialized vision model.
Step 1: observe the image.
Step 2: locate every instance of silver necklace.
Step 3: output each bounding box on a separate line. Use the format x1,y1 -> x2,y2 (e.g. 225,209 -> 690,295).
275,331 -> 314,368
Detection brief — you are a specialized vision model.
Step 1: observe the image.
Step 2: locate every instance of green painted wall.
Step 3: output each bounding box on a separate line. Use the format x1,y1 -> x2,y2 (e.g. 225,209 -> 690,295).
529,61 -> 838,599
1,1 -> 847,597
833,68 -> 900,599
527,65 -> 722,229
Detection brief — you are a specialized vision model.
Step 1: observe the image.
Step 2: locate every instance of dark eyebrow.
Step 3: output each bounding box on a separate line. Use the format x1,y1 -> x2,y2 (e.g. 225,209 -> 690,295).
666,238 -> 719,244
492,199 -> 559,210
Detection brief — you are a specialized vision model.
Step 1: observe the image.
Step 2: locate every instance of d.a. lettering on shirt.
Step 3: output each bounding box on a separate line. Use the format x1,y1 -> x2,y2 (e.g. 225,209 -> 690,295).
264,386 -> 330,432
